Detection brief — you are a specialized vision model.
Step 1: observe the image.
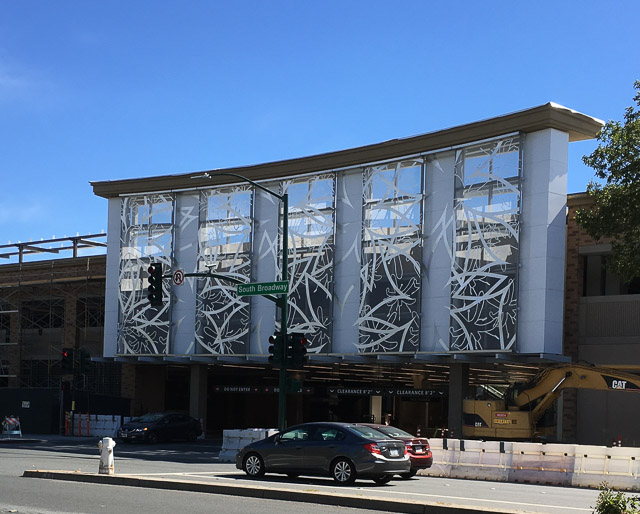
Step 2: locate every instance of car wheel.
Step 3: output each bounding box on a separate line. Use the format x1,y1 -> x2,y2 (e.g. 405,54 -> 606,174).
243,453 -> 265,477
331,458 -> 356,485
147,432 -> 159,444
373,474 -> 393,485
399,469 -> 418,480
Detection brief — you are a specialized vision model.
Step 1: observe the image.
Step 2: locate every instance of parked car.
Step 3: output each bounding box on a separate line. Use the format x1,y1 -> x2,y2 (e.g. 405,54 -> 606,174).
117,413 -> 202,443
362,424 -> 432,478
236,422 -> 410,485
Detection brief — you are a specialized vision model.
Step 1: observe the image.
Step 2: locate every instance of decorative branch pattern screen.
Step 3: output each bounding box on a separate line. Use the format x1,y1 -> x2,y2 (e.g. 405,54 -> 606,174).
280,176 -> 335,352
118,194 -> 173,354
196,186 -> 252,354
450,137 -> 521,351
358,160 -> 424,352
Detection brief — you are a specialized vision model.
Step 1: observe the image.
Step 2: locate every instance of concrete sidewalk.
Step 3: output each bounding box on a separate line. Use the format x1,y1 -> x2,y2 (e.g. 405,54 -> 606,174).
23,469 -> 513,514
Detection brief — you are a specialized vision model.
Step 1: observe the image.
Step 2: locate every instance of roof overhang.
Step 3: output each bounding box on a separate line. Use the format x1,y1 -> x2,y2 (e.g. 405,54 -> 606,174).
91,103 -> 603,199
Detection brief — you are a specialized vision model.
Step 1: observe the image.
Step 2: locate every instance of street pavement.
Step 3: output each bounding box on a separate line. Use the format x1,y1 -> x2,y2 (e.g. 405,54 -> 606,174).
1,434 -> 601,513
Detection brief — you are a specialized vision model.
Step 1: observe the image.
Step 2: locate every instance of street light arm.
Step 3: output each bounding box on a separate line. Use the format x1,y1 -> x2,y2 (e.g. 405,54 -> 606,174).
191,169 -> 290,431
193,172 -> 284,201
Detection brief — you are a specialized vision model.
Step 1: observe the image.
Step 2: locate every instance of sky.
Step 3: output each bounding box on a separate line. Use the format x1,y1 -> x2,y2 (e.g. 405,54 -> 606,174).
1,1 -> 638,247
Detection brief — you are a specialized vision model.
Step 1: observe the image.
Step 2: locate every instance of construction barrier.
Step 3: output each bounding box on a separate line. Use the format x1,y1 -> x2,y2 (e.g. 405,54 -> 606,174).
1,416 -> 22,438
219,428 -> 278,463
422,439 -> 640,491
64,413 -> 130,437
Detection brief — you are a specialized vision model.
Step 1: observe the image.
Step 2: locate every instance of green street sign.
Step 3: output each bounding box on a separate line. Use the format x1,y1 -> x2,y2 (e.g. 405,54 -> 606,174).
237,281 -> 289,297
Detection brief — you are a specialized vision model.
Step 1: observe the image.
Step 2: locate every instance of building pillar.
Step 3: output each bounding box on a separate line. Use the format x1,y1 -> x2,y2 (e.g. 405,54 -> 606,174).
448,363 -> 470,438
190,364 -> 208,435
369,395 -> 382,424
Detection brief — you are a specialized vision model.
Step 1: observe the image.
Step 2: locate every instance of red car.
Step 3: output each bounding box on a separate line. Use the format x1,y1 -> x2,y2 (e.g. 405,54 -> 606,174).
363,424 -> 432,478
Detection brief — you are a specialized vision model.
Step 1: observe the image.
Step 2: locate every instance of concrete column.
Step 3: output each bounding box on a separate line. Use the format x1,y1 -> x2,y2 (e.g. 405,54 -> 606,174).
333,168 -> 363,353
103,197 -> 121,357
370,395 -> 382,424
448,363 -> 470,438
171,193 -> 199,355
189,364 -> 208,434
422,152 -> 456,352
251,188 -> 279,354
519,129 -> 569,354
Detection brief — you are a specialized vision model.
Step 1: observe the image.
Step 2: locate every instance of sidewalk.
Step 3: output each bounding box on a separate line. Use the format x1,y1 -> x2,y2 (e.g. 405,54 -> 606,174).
0,433 -> 98,444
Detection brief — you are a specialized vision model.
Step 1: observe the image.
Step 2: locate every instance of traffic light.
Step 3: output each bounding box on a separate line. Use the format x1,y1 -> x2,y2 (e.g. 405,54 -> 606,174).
147,262 -> 163,307
61,348 -> 73,372
286,333 -> 308,369
268,333 -> 284,366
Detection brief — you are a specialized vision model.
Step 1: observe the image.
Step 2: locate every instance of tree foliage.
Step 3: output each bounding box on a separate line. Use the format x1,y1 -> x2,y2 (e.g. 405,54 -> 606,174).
592,482 -> 640,514
576,81 -> 640,280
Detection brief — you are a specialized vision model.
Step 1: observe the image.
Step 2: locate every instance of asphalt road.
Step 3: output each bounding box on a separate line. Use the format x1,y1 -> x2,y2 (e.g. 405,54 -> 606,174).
0,435 -> 602,513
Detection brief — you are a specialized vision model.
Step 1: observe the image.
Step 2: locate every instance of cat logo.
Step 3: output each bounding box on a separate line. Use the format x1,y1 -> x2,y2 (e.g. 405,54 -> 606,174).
611,380 -> 627,390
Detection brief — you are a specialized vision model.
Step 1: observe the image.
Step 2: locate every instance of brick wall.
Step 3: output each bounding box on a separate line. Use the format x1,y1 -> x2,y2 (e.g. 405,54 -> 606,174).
563,193 -> 601,441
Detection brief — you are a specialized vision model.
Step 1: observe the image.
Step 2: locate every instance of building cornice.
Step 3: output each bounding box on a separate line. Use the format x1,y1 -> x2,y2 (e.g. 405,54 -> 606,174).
91,103 -> 603,199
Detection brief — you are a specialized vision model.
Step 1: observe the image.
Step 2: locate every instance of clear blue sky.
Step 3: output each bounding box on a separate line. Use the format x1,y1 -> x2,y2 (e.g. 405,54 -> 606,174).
1,1 -> 638,245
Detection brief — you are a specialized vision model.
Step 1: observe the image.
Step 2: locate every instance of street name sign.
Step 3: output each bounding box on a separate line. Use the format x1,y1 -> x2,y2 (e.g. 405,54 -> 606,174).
237,281 -> 288,297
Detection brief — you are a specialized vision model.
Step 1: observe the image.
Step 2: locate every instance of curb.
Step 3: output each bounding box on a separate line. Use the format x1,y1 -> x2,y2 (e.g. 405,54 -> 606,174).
0,438 -> 44,444
22,470 -> 515,513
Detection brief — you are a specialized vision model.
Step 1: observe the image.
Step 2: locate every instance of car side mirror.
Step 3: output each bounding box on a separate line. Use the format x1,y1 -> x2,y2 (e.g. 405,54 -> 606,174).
274,434 -> 282,443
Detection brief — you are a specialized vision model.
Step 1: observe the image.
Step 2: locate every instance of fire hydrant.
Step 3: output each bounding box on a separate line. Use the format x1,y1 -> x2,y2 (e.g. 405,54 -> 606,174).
98,437 -> 116,475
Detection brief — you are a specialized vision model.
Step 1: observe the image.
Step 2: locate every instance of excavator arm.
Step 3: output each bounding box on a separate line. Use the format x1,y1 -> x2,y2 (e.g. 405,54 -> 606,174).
508,364 -> 640,424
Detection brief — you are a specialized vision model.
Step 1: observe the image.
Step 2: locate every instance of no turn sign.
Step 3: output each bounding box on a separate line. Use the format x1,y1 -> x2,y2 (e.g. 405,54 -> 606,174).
172,269 -> 185,286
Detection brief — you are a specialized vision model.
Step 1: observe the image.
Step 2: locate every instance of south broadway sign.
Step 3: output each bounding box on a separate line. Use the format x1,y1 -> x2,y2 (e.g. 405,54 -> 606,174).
236,281 -> 289,296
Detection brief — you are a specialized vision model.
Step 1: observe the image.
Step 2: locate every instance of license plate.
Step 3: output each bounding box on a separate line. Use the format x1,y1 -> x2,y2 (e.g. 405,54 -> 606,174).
121,433 -> 127,438
390,449 -> 399,457
414,446 -> 422,452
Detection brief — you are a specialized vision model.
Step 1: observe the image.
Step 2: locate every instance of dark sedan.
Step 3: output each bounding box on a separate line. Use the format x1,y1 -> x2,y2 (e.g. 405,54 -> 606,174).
362,424 -> 432,478
235,422 -> 410,485
117,413 -> 202,443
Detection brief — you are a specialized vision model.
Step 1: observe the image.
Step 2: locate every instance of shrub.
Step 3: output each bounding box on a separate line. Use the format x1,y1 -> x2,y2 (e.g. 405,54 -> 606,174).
593,483 -> 640,514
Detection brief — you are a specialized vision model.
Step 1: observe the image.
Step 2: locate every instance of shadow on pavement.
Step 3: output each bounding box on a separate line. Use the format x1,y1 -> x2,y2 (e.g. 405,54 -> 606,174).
1,435 -> 224,464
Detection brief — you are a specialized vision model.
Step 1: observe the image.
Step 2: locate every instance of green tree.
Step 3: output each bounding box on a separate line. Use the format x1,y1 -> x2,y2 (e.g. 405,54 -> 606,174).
576,81 -> 640,280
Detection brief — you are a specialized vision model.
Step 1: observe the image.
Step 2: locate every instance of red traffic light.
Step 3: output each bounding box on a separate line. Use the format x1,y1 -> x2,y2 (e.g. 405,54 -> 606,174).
61,350 -> 69,358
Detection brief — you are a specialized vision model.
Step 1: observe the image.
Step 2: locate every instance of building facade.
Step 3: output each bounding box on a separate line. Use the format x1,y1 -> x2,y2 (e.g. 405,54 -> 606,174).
563,194 -> 640,446
90,104 -> 603,437
0,240 -> 126,434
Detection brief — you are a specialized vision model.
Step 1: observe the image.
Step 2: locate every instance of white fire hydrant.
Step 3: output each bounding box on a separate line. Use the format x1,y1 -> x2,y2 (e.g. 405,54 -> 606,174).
98,437 -> 116,475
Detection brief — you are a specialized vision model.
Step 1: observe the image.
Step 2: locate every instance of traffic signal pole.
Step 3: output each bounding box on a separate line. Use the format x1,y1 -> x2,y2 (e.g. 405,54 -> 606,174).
194,172 -> 290,431
278,192 -> 288,432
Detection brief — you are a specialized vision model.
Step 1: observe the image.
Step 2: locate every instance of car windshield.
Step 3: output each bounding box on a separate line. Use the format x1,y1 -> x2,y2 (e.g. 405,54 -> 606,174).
375,426 -> 414,438
348,425 -> 390,440
132,413 -> 165,423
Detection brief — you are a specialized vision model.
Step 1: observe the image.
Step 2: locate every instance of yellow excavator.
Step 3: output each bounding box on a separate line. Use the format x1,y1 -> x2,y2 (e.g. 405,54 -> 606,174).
462,363 -> 640,440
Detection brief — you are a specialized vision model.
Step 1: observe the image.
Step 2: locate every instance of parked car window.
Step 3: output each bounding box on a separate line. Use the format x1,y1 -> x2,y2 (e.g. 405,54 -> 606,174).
376,426 -> 414,438
348,425 -> 389,440
280,427 -> 311,441
132,413 -> 165,423
314,427 -> 346,441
